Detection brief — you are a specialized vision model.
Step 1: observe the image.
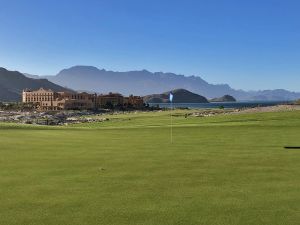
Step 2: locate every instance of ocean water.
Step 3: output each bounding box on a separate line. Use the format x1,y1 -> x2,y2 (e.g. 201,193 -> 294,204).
148,101 -> 291,109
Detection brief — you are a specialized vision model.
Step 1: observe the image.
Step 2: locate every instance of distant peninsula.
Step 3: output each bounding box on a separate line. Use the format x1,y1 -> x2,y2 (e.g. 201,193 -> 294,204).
144,89 -> 209,103
210,95 -> 237,102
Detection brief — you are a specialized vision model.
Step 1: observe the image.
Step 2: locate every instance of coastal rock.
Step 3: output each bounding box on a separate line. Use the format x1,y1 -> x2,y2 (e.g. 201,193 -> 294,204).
210,95 -> 237,102
144,89 -> 209,103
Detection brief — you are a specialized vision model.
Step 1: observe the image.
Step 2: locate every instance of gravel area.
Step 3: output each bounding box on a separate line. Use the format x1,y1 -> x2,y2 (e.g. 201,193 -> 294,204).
232,104 -> 300,114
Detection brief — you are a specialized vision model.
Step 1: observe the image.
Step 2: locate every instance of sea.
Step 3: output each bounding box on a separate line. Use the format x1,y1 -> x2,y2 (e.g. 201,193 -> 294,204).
148,101 -> 292,109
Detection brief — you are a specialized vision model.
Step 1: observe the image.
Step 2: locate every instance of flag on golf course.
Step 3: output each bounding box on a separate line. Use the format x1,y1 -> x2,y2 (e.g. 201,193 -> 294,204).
169,93 -> 173,102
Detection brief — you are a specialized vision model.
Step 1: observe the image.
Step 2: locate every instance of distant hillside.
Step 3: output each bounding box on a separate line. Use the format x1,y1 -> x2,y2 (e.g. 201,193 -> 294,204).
210,95 -> 236,102
0,67 -> 71,102
248,89 -> 300,101
144,89 -> 209,103
31,65 -> 300,101
23,73 -> 42,79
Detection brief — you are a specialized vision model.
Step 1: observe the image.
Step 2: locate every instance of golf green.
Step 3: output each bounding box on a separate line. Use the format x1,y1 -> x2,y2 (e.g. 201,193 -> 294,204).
0,110 -> 300,225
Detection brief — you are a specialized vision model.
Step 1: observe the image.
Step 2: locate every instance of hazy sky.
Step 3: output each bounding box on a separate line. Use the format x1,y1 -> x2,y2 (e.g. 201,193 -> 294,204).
0,0 -> 299,91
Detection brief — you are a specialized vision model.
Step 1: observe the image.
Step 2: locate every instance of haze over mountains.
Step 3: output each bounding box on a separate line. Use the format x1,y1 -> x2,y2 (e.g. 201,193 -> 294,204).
32,65 -> 300,101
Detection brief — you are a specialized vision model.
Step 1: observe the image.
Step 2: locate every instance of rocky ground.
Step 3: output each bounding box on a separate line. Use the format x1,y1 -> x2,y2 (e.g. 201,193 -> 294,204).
188,104 -> 300,117
1,104 -> 299,126
232,104 -> 300,114
0,110 -> 109,125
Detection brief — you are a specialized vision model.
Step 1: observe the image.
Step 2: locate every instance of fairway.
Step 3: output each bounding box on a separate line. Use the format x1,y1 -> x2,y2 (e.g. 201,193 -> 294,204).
1,110 -> 300,225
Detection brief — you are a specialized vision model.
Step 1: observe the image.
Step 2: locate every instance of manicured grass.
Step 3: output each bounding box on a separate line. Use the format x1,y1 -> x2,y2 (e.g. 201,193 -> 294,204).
0,110 -> 300,225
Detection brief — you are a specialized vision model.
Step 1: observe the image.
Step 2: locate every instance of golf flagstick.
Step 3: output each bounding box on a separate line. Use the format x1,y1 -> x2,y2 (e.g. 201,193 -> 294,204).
169,92 -> 174,143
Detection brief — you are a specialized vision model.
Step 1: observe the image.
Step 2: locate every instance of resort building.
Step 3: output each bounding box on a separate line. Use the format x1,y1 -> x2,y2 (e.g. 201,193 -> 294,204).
58,92 -> 97,110
124,95 -> 144,108
22,88 -> 144,110
97,92 -> 124,108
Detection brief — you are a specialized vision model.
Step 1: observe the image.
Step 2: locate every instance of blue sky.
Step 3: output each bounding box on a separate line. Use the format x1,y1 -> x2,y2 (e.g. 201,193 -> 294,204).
0,0 -> 299,91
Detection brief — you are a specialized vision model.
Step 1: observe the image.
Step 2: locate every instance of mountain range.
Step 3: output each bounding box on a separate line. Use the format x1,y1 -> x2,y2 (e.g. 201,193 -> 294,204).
29,65 -> 300,101
0,67 -> 71,102
1,65 -> 300,102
